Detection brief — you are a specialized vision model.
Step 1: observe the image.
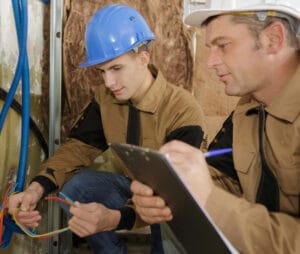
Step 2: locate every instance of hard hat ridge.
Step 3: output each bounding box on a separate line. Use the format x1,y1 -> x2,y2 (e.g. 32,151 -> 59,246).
185,0 -> 300,29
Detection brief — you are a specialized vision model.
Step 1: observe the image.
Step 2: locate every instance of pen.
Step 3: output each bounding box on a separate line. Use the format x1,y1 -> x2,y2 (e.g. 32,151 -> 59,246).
204,148 -> 232,158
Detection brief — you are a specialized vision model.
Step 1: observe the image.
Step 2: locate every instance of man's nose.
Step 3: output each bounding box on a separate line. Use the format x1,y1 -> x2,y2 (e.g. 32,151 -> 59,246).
103,73 -> 115,89
207,49 -> 222,69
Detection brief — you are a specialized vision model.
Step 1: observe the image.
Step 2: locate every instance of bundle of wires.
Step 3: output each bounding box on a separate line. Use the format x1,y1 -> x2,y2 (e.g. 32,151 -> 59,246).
12,195 -> 74,239
0,184 -> 75,241
0,0 -> 48,248
0,183 -> 16,245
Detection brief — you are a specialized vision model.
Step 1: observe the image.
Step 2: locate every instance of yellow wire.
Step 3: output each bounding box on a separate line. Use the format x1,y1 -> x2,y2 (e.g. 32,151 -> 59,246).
12,208 -> 69,238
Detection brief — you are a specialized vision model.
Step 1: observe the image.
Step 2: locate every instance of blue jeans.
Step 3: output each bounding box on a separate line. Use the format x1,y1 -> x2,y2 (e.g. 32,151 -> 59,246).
60,170 -> 164,254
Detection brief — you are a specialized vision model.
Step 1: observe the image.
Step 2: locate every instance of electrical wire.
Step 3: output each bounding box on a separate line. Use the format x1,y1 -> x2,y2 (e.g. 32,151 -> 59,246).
0,1 -> 29,247
11,194 -> 74,239
0,183 -> 16,245
0,183 -> 74,241
0,0 -> 49,248
0,87 -> 49,157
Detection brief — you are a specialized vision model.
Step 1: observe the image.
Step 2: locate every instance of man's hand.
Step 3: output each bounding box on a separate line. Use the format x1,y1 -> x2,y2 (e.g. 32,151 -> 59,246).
159,140 -> 213,206
131,140 -> 213,225
68,202 -> 121,237
7,182 -> 44,228
131,180 -> 173,224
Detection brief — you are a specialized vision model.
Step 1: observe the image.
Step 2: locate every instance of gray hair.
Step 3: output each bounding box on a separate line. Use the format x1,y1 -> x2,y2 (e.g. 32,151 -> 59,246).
230,12 -> 299,49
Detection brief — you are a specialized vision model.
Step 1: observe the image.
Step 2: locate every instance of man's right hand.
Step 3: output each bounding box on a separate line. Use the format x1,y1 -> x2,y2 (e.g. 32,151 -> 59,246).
7,181 -> 44,228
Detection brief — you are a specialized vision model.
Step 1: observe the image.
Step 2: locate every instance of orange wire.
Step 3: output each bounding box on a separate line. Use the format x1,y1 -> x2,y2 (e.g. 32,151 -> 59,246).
0,182 -> 15,245
12,194 -> 75,239
0,188 -> 75,241
44,196 -> 74,207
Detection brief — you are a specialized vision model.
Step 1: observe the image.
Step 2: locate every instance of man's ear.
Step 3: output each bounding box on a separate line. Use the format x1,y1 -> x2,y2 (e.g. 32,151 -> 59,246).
263,21 -> 285,54
138,50 -> 150,66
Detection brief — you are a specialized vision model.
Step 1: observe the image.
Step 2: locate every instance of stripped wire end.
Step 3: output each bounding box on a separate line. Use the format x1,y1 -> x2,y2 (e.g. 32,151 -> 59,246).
10,192 -> 74,239
58,192 -> 76,206
0,182 -> 16,245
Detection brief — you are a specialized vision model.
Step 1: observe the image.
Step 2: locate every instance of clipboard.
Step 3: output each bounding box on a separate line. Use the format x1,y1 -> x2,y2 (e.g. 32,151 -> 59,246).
110,143 -> 238,254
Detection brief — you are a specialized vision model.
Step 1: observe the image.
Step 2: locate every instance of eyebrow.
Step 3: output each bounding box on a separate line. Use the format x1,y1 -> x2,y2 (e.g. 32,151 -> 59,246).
97,63 -> 123,72
205,36 -> 230,47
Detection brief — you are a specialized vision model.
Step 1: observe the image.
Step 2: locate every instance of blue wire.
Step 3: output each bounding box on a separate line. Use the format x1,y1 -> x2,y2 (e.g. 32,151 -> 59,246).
13,0 -> 30,193
1,0 -> 30,248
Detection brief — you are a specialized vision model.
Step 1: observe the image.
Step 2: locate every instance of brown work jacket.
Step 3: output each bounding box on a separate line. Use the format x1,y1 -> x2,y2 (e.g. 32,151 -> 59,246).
206,66 -> 300,253
33,65 -> 205,194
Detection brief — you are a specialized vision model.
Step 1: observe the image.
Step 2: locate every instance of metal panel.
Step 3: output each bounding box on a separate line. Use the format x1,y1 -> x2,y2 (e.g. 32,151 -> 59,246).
48,0 -> 66,253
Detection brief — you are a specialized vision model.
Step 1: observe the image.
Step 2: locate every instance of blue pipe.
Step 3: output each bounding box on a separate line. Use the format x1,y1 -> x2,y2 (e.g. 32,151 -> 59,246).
0,2 -> 26,131
0,1 -> 49,131
1,0 -> 49,248
17,46 -> 30,192
0,0 -> 29,248
11,0 -> 30,193
16,0 -> 30,192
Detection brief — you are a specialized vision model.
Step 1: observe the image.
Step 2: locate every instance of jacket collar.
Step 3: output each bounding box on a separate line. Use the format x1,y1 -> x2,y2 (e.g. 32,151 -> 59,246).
236,64 -> 300,123
267,64 -> 300,123
111,64 -> 167,114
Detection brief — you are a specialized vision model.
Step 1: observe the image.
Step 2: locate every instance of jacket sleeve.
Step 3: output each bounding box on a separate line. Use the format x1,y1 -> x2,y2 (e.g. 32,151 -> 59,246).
32,99 -> 106,193
206,113 -> 299,253
164,95 -> 206,148
206,112 -> 243,195
165,125 -> 204,148
205,185 -> 300,254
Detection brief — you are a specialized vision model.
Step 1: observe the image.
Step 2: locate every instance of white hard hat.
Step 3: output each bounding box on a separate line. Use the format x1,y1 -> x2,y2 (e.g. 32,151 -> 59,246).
185,0 -> 300,27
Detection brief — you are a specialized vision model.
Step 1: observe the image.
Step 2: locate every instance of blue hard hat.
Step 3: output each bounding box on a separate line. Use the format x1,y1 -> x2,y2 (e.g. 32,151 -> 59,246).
80,4 -> 156,67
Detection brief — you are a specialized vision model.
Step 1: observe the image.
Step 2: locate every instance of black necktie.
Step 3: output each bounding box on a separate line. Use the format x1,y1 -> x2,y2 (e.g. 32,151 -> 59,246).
126,101 -> 140,145
256,105 -> 279,212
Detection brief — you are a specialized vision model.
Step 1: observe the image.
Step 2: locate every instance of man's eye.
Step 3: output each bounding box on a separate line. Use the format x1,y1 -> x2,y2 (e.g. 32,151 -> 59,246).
95,68 -> 105,74
218,43 -> 230,49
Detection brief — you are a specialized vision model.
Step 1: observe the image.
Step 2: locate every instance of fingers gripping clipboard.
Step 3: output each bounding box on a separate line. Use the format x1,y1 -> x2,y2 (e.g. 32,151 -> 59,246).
110,143 -> 238,254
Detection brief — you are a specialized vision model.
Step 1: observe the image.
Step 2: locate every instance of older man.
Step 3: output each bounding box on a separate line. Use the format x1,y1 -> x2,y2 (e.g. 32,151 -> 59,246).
131,1 -> 300,253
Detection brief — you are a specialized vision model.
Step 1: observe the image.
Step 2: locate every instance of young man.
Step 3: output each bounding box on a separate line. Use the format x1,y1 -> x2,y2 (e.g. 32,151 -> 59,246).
8,4 -> 205,254
131,1 -> 300,253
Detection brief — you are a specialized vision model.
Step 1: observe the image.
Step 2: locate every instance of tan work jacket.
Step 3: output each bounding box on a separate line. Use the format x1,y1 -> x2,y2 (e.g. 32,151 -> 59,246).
206,66 -> 300,253
33,65 -> 205,192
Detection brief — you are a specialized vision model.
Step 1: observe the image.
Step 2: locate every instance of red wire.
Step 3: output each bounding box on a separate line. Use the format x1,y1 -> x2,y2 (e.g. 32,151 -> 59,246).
45,196 -> 74,207
0,190 -> 74,242
13,195 -> 74,240
0,183 -> 15,245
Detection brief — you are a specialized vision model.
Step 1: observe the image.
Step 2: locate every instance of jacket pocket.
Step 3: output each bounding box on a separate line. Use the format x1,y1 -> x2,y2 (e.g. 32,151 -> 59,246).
234,148 -> 257,174
277,167 -> 300,195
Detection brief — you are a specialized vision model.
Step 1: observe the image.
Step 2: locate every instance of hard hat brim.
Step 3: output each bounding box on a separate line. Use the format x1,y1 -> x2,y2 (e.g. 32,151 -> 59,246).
185,5 -> 300,27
